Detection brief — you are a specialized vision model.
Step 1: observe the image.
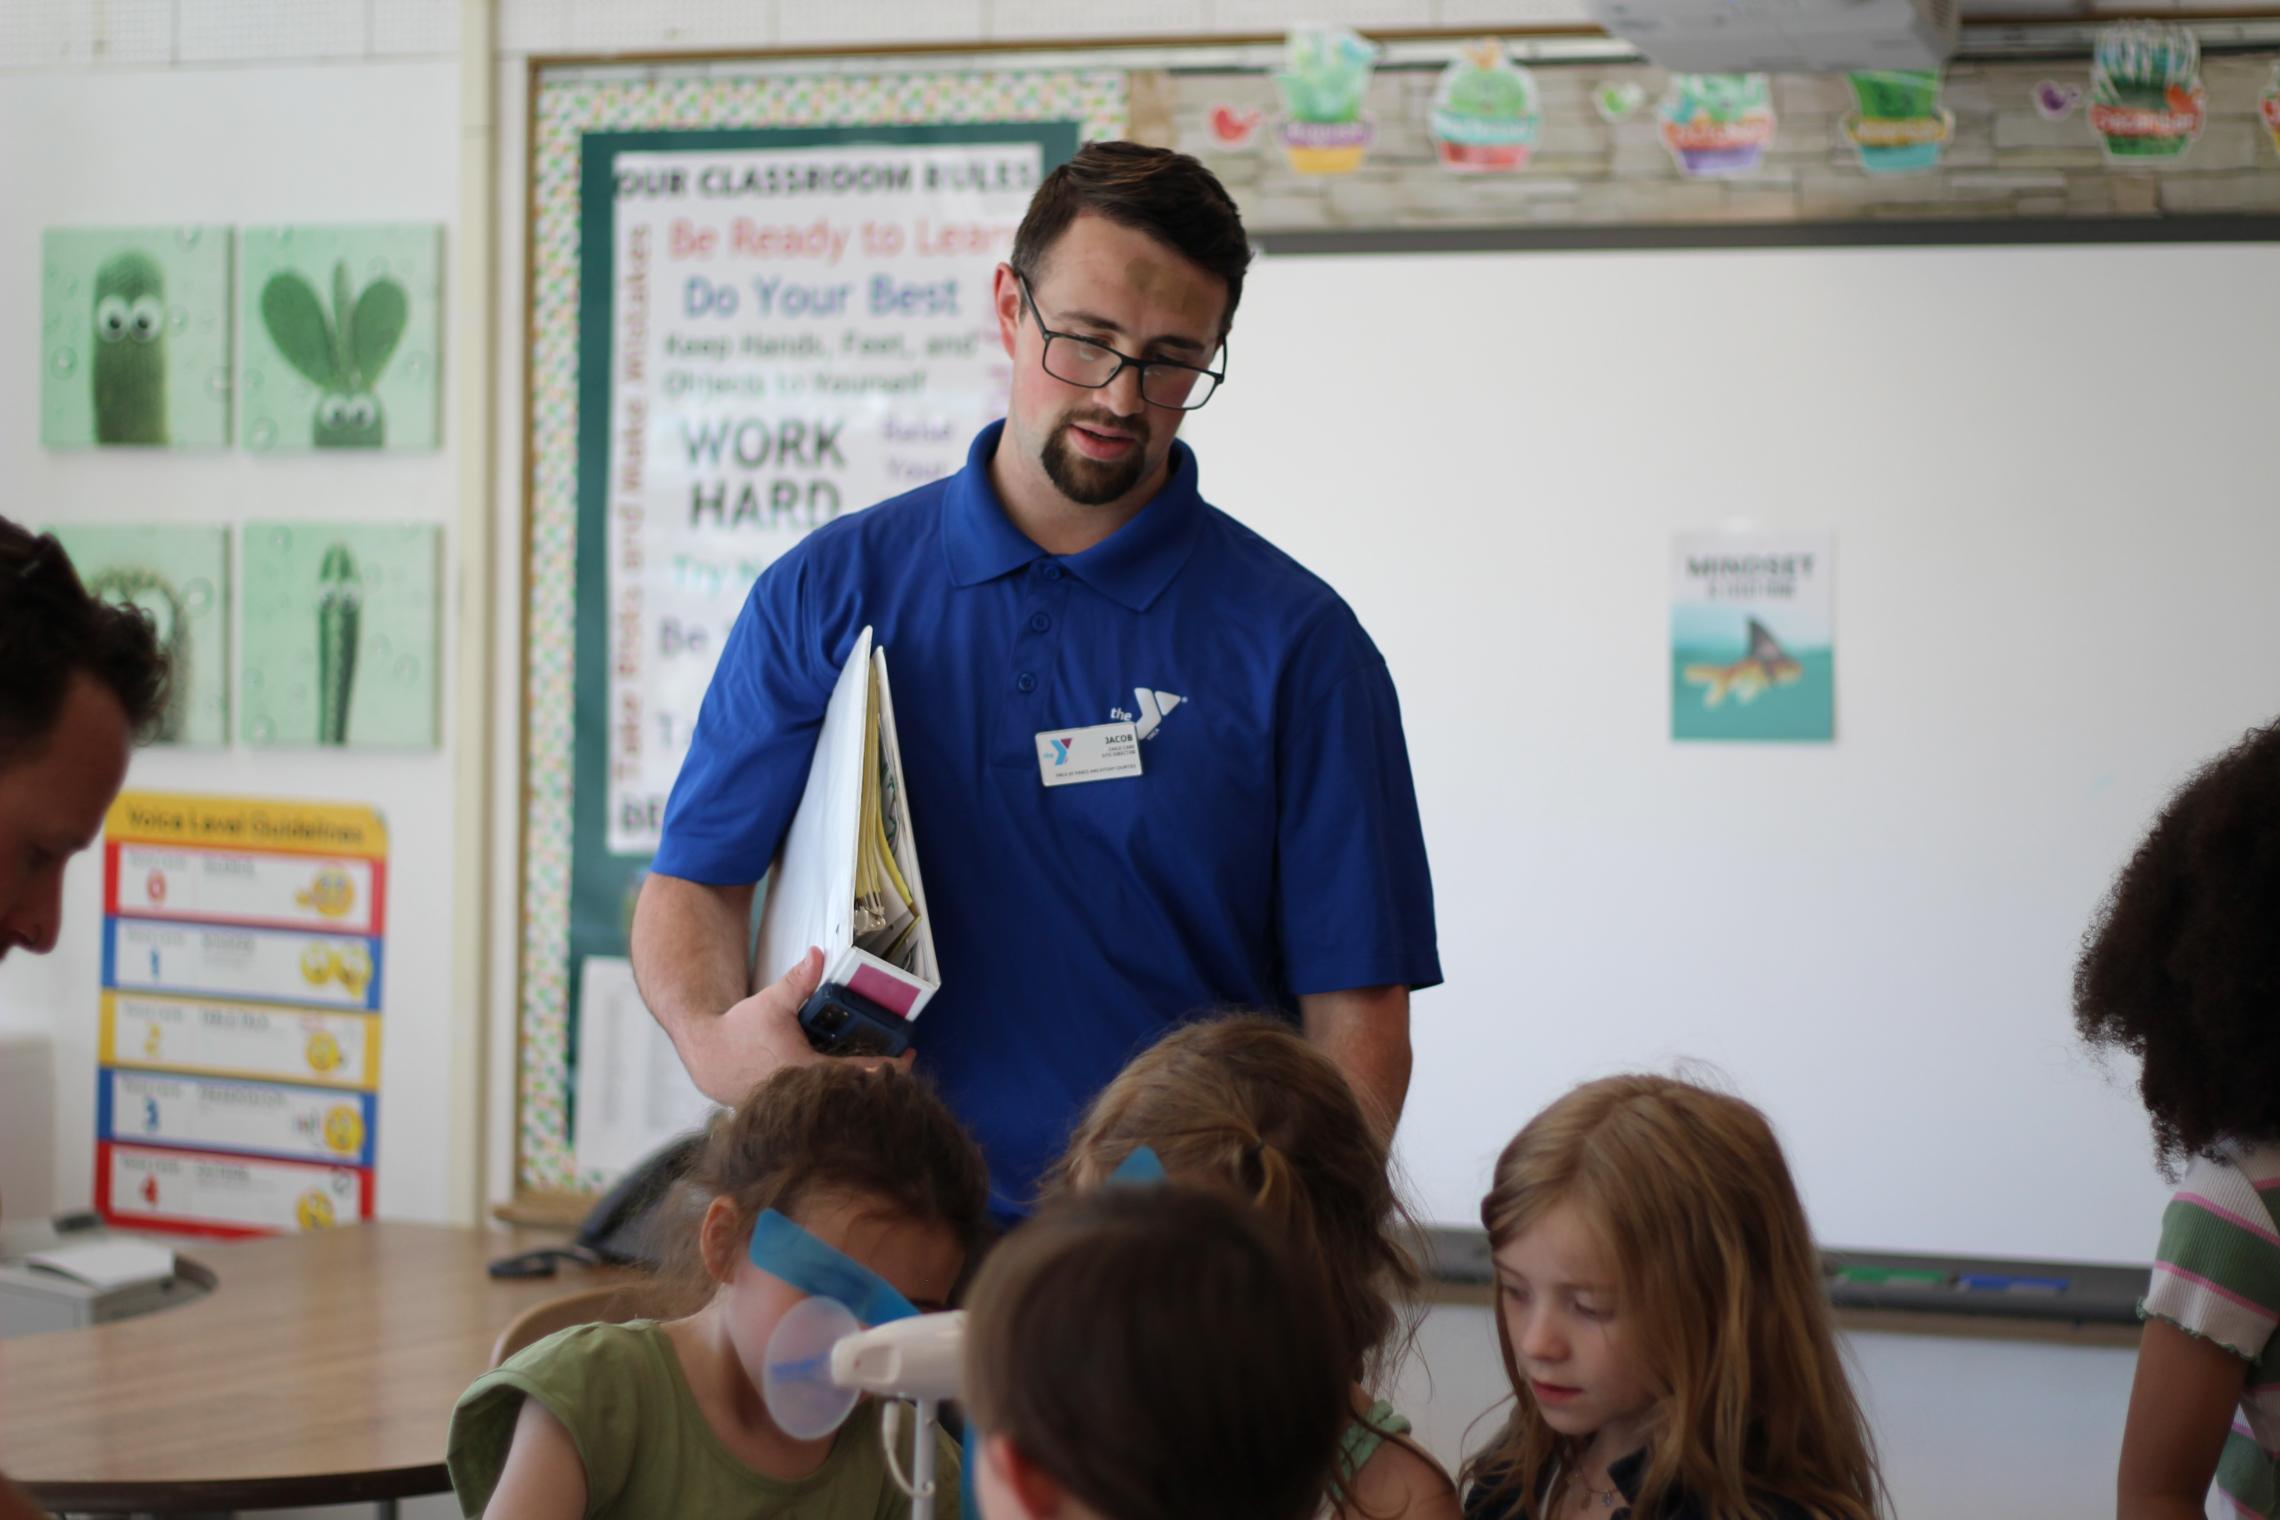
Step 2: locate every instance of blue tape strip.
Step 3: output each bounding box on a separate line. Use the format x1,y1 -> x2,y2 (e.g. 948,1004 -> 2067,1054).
962,1411 -> 979,1516
1108,1145 -> 1167,1186
748,1208 -> 918,1325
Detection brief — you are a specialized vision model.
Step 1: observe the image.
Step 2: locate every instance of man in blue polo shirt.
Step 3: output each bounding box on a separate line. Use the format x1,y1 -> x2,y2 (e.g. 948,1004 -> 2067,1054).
631,141 -> 1438,1213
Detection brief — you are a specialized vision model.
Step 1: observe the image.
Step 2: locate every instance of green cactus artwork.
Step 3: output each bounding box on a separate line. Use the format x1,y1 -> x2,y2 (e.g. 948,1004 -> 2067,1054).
241,521 -> 439,750
1273,25 -> 1379,173
238,225 -> 442,453
2089,22 -> 2206,161
1274,25 -> 1376,124
261,263 -> 406,449
1844,70 -> 1952,174
1658,74 -> 1778,178
40,227 -> 232,449
1429,39 -> 1543,171
1849,70 -> 1943,121
92,254 -> 168,444
45,525 -> 231,746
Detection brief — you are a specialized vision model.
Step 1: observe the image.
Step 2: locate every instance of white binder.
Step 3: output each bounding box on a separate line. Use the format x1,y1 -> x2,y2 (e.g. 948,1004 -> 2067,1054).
752,626 -> 940,1023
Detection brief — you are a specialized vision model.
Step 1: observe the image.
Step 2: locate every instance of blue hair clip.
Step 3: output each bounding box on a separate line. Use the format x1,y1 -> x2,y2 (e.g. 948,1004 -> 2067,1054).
748,1209 -> 918,1325
1107,1145 -> 1168,1186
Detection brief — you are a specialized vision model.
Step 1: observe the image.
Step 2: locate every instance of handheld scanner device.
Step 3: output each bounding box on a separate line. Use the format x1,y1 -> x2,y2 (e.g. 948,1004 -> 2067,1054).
797,980 -> 914,1058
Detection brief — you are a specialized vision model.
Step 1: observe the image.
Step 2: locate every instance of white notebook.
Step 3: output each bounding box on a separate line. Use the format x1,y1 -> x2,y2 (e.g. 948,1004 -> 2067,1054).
752,627 -> 940,1022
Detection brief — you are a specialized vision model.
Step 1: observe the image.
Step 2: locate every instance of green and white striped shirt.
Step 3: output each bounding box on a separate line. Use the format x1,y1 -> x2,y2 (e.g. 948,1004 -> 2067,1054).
2141,1143 -> 2280,1519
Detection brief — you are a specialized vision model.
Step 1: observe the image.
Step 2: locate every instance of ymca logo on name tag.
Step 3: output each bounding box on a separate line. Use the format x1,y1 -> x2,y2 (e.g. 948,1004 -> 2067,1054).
1036,722 -> 1144,787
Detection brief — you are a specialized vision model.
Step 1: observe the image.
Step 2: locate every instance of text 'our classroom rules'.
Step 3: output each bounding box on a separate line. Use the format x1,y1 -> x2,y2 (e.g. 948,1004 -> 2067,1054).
605,141 -> 1041,854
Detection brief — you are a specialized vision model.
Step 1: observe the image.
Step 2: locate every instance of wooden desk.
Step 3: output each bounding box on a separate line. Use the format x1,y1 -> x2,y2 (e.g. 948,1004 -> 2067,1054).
0,1222 -> 637,1514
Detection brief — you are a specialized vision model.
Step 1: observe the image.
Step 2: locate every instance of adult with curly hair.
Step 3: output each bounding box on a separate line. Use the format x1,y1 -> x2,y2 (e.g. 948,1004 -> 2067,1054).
2075,718 -> 2280,1520
0,515 -> 169,962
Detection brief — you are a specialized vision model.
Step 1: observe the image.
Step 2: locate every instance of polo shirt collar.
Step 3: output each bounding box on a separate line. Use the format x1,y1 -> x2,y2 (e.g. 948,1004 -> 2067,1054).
943,420 -> 1206,613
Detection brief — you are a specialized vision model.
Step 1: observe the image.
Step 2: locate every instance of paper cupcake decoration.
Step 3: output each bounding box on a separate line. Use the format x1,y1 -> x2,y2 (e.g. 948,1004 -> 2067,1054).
1843,70 -> 1952,174
1274,25 -> 1377,175
2088,22 -> 2206,162
2261,63 -> 2280,160
1658,74 -> 1777,178
1429,40 -> 1543,173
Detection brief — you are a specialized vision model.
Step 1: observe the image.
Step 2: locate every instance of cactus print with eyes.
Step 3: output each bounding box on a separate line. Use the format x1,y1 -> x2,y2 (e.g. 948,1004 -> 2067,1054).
260,261 -> 408,449
93,252 -> 168,444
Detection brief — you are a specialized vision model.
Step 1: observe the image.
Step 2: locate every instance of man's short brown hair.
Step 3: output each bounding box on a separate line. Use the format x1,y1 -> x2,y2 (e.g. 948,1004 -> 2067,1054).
1010,141 -> 1252,338
0,516 -> 169,766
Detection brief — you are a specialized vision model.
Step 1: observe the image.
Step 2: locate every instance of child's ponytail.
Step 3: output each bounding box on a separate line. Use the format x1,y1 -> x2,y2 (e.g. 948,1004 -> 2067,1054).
1048,1013 -> 1423,1389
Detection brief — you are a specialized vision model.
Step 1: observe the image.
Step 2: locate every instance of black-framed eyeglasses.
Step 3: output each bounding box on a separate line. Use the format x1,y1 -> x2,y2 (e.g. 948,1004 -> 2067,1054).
1017,273 -> 1226,412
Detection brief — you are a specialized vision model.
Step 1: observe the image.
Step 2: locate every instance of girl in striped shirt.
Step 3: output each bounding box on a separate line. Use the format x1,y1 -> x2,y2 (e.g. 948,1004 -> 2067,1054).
2077,718 -> 2280,1520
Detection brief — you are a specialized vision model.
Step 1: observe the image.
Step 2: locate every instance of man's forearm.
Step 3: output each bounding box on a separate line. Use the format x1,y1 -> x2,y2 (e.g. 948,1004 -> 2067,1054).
1299,985 -> 1413,1137
630,873 -> 754,1082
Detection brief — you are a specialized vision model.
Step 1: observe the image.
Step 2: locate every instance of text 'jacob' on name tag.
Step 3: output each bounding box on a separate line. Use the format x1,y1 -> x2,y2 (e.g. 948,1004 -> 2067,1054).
1035,722 -> 1144,788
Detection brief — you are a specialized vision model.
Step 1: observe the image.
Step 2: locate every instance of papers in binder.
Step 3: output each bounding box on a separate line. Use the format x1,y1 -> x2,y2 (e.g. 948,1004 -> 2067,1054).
754,627 -> 940,1022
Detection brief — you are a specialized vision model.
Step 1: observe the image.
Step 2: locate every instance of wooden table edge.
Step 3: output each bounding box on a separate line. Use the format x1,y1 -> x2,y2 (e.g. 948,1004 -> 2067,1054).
24,1460 -> 448,1514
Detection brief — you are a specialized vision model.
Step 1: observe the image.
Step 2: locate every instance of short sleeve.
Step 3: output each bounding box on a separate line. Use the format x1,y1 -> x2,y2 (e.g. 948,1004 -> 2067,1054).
650,552 -> 839,885
2140,1155 -> 2280,1362
444,1324 -> 649,1517
1273,610 -> 1441,997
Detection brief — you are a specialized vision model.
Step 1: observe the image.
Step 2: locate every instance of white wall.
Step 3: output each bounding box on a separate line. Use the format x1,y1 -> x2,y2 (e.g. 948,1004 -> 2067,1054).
0,59 -> 467,1224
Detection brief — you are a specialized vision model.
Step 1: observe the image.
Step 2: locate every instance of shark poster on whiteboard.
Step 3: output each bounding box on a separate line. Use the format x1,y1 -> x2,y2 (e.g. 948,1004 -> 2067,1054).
1670,532 -> 1834,742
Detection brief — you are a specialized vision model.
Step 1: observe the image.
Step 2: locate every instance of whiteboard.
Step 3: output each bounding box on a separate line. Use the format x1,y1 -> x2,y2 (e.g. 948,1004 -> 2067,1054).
1184,239 -> 2280,1262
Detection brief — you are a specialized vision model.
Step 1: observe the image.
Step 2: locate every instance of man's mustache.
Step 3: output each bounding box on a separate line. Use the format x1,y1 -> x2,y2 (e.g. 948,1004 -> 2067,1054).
1059,408 -> 1149,447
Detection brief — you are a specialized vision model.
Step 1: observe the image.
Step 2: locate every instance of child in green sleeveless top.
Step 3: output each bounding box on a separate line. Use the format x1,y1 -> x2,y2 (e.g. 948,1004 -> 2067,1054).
2076,719 -> 2280,1520
1047,1015 -> 1461,1520
446,1064 -> 989,1518
964,1183 -> 1351,1520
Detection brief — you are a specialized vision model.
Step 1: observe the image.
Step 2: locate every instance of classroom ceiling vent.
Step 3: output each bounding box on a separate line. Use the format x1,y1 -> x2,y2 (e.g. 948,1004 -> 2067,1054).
1586,0 -> 1959,74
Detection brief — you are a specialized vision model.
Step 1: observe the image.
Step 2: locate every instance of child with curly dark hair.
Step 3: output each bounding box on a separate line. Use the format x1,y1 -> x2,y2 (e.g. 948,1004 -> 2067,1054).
2075,718 -> 2280,1520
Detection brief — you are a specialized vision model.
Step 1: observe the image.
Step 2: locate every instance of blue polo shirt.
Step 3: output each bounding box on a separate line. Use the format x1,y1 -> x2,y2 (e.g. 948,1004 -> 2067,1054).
653,421 -> 1439,1212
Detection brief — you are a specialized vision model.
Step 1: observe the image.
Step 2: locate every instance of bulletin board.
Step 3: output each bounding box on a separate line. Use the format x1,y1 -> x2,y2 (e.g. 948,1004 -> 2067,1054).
515,56 -> 1127,1194
516,23 -> 2280,1208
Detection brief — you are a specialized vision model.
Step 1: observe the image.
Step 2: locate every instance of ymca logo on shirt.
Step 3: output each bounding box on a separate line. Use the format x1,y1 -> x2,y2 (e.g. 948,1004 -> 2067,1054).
1110,688 -> 1186,741
1049,738 -> 1073,766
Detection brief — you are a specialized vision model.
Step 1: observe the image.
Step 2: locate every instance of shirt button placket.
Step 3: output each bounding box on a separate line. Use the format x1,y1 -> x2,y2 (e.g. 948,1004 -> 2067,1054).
1016,560 -> 1070,705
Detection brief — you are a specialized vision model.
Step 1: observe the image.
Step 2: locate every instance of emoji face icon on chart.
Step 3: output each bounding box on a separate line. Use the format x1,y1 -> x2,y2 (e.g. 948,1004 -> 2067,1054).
305,1030 -> 344,1075
295,869 -> 357,920
300,941 -> 337,987
333,943 -> 372,995
296,1189 -> 338,1231
321,1103 -> 365,1157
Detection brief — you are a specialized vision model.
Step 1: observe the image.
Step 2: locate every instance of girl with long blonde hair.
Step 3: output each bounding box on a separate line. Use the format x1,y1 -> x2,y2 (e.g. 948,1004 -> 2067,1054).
1459,1075 -> 1884,1520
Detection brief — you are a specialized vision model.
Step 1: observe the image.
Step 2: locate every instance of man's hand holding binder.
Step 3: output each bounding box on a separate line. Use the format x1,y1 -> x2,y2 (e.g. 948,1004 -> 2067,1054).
687,946 -> 915,1093
752,627 -> 942,1061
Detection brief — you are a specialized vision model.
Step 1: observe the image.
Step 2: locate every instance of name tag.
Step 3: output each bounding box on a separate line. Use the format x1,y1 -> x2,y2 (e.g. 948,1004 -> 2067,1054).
1035,723 -> 1144,788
